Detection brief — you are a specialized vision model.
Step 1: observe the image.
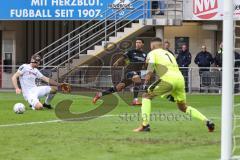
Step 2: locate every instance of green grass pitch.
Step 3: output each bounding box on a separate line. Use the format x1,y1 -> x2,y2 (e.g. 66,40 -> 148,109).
0,92 -> 239,160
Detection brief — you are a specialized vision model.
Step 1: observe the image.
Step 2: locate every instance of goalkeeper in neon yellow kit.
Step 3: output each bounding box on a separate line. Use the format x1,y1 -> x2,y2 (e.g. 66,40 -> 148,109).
134,38 -> 215,132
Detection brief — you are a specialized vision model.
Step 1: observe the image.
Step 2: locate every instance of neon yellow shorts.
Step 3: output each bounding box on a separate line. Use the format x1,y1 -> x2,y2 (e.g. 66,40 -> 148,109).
147,76 -> 186,103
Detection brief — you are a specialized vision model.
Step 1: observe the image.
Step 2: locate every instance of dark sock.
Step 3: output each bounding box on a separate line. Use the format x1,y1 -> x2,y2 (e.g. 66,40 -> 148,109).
133,86 -> 139,99
102,87 -> 117,96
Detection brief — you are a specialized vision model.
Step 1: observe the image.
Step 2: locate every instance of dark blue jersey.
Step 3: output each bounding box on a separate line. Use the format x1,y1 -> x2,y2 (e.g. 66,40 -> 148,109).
124,49 -> 147,71
124,49 -> 147,63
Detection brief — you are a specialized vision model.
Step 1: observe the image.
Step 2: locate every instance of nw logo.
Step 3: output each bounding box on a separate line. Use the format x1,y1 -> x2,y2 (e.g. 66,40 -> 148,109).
193,0 -> 218,19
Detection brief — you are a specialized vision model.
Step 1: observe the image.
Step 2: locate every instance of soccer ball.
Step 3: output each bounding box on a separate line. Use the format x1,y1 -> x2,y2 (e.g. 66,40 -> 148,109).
13,103 -> 25,114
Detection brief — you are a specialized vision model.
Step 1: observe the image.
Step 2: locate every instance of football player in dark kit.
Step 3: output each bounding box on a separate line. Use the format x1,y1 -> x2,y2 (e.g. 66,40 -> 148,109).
93,39 -> 147,106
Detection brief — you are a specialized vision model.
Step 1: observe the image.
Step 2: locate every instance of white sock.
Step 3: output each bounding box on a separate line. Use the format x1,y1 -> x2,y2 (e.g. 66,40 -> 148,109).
45,94 -> 55,105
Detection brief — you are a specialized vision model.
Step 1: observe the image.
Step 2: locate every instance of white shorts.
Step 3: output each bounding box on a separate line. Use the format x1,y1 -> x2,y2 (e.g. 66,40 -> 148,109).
23,86 -> 52,109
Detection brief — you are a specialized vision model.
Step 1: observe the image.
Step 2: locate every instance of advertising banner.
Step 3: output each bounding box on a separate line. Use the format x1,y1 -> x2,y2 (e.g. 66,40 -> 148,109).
185,0 -> 240,20
0,0 -> 147,20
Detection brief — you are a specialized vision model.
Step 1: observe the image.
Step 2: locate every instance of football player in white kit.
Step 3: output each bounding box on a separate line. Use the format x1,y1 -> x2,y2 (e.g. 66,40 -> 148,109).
11,55 -> 59,110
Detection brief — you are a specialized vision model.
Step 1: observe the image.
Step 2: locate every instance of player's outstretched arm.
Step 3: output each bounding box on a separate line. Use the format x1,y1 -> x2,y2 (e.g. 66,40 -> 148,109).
41,76 -> 59,86
11,72 -> 21,94
41,77 -> 71,93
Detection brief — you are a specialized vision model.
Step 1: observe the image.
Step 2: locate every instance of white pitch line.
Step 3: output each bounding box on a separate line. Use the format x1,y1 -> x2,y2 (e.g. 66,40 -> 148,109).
1,103 -> 240,128
0,119 -> 62,127
0,115 -> 118,128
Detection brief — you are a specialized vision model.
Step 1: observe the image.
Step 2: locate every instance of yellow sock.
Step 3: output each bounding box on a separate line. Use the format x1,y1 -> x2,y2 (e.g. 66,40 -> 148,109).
186,106 -> 208,122
141,98 -> 151,126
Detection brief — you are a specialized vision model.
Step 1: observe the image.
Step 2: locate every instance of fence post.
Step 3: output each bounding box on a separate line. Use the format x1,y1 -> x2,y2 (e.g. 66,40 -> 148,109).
181,0 -> 183,20
143,0 -> 147,25
188,67 -> 192,93
166,0 -> 169,23
174,0 -> 177,19
57,66 -> 59,83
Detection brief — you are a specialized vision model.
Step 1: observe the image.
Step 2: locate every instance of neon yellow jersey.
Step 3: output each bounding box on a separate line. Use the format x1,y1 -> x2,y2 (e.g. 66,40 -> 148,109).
147,48 -> 182,80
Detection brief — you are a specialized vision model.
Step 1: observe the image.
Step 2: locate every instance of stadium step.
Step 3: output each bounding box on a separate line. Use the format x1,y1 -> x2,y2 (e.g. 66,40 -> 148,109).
87,50 -> 96,55
50,21 -> 151,78
94,45 -> 103,51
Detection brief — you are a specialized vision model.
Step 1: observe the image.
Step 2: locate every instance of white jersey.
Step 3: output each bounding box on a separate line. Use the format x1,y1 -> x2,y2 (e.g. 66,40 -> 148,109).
18,64 -> 44,96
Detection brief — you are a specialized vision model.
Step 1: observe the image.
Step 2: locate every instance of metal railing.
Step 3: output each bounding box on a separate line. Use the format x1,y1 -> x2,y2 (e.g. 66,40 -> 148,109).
37,0 -> 148,69
62,66 -> 125,90
2,65 -> 239,94
32,0 -> 183,72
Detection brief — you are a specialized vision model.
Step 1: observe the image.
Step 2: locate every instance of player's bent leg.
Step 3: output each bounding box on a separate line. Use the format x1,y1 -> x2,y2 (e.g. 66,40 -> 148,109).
116,83 -> 126,91
173,78 -> 215,132
34,102 -> 44,110
133,92 -> 155,132
134,80 -> 173,132
141,93 -> 154,126
35,86 -> 55,109
177,102 -> 208,122
50,86 -> 58,94
44,86 -> 57,109
177,102 -> 187,112
27,96 -> 43,110
176,102 -> 215,132
92,83 -> 126,104
132,75 -> 142,106
27,89 -> 43,110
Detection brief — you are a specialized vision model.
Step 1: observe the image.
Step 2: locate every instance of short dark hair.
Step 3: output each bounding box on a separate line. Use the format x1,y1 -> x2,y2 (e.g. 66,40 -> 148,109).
151,37 -> 162,43
164,41 -> 170,44
31,55 -> 41,62
136,38 -> 144,44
